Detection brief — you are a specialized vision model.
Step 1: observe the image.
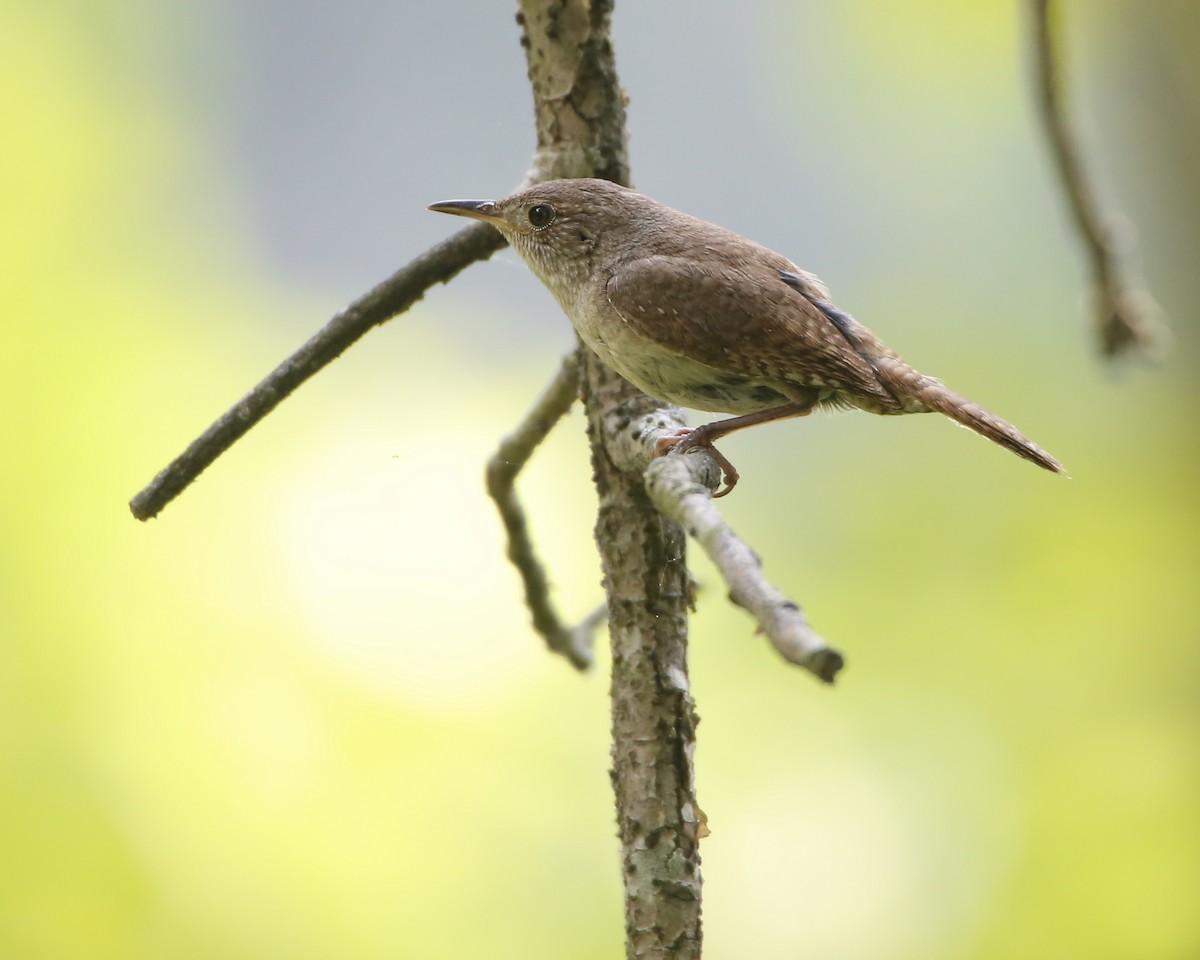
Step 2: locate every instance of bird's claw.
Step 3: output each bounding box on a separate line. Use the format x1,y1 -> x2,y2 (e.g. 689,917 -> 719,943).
654,429 -> 740,498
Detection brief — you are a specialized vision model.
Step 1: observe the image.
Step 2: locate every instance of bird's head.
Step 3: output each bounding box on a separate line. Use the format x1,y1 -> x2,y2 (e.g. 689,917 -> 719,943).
429,178 -> 652,288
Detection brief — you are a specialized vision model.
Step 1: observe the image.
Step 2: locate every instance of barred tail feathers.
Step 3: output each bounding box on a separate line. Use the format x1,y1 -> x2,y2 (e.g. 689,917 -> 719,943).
912,376 -> 1065,475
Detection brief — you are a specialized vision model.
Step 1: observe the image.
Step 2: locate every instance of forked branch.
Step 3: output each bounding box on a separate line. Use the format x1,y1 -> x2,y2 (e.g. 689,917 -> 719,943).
486,348 -> 843,682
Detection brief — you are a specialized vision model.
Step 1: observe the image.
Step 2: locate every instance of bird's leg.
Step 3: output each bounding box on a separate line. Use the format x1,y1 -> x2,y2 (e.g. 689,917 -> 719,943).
655,402 -> 818,497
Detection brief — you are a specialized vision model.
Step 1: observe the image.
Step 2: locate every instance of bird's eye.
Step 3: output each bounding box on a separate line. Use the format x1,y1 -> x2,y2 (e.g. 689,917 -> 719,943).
527,203 -> 556,228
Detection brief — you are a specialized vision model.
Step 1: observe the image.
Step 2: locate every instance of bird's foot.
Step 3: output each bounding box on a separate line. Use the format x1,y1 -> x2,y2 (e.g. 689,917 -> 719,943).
654,428 -> 740,498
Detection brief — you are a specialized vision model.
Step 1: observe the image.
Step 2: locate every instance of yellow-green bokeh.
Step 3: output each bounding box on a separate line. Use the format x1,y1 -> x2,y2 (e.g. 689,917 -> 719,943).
2,2 -> 1197,959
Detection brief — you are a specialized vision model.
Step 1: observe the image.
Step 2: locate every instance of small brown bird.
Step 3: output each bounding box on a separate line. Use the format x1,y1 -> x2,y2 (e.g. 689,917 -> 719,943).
430,178 -> 1064,495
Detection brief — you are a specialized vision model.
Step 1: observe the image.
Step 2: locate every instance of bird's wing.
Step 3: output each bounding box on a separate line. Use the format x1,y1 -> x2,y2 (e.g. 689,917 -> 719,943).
605,256 -> 896,406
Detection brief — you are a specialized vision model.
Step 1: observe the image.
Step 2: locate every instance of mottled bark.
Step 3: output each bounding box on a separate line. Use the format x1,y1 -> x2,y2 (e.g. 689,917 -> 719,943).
584,360 -> 704,958
516,1 -> 704,954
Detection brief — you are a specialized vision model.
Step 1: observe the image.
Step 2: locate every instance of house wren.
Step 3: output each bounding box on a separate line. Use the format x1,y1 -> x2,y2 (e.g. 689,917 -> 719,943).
430,178 -> 1064,494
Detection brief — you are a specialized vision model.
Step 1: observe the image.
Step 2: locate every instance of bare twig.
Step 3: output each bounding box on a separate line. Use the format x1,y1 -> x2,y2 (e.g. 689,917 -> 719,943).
129,222 -> 505,520
1027,0 -> 1164,358
486,349 -> 606,669
645,455 -> 844,684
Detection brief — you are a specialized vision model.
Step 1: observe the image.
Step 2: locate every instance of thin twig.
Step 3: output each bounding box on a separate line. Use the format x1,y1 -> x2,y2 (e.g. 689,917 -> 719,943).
644,453 -> 844,684
486,349 -> 605,669
1027,0 -> 1164,358
129,222 -> 506,520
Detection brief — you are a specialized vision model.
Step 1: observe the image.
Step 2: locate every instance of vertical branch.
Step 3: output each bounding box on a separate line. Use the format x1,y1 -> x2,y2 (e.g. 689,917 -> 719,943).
586,361 -> 705,959
516,0 -> 629,184
515,1 -> 704,955
1027,0 -> 1164,358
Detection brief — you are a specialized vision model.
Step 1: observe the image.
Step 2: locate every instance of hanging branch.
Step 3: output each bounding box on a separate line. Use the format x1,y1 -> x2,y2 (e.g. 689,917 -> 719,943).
1027,0 -> 1164,357
485,348 -> 606,670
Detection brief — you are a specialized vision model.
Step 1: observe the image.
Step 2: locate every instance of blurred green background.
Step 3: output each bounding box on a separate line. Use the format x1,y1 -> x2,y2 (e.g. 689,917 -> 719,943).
2,1 -> 1197,957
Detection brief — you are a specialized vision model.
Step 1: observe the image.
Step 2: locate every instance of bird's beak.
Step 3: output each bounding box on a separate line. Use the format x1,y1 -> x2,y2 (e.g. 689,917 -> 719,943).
427,198 -> 505,226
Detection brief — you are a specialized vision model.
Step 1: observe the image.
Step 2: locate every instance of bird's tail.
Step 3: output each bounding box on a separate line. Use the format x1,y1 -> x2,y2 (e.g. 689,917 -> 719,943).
910,375 -> 1066,474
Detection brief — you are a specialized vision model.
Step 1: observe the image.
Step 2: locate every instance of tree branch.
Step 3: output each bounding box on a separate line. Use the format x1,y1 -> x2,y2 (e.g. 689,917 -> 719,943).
594,397 -> 844,684
645,455 -> 844,684
485,348 -> 605,669
129,222 -> 505,520
1027,0 -> 1165,358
